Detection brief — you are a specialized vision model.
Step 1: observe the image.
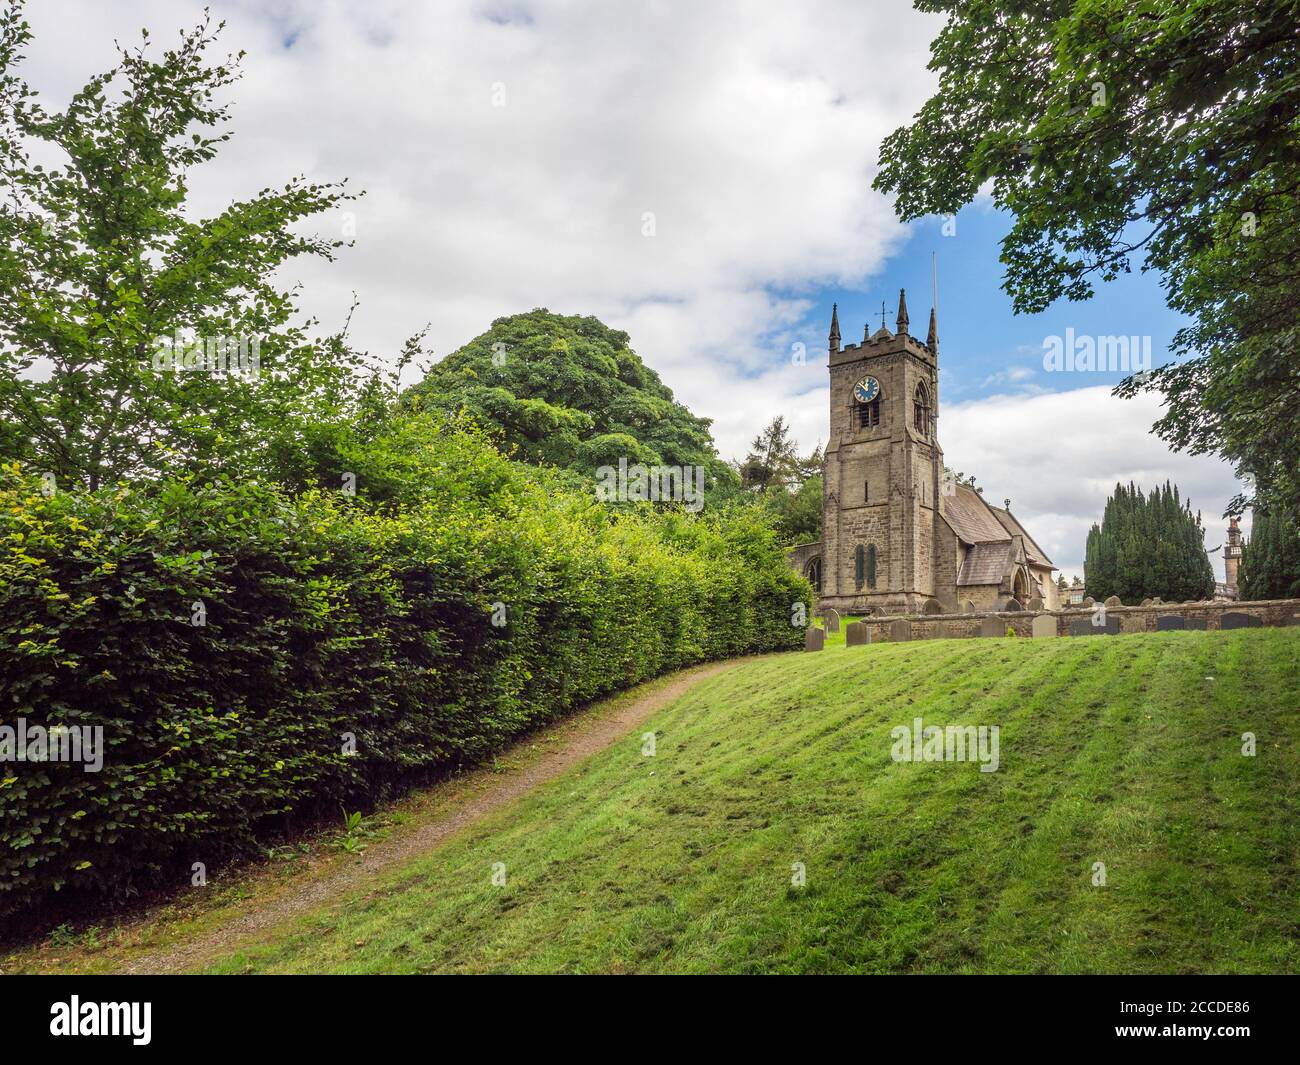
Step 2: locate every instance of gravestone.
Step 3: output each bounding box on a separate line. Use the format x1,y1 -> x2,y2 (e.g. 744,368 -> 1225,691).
1220,612 -> 1262,630
1104,595 -> 1122,609
1082,597 -> 1095,609
1185,617 -> 1207,631
1140,598 -> 1154,607
845,621 -> 870,646
1002,597 -> 1023,613
888,618 -> 911,642
1070,616 -> 1121,637
978,617 -> 1007,638
821,607 -> 841,633
804,626 -> 825,651
1031,614 -> 1057,638
1156,614 -> 1186,631
1028,597 -> 1044,611
922,598 -> 944,615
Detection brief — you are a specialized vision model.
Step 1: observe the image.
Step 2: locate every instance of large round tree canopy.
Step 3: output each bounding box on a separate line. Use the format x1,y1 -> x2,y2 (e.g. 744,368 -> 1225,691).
405,310 -> 730,485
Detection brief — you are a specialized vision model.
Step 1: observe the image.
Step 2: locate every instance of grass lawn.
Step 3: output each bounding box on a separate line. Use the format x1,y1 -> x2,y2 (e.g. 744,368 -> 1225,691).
812,613 -> 865,648
198,628 -> 1300,974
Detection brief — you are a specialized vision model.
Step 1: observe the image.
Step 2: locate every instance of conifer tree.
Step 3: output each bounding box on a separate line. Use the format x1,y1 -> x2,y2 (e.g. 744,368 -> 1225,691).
1239,510 -> 1300,600
1084,482 -> 1214,602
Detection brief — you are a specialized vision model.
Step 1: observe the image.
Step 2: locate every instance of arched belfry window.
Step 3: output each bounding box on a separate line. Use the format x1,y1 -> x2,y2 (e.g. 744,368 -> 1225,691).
915,382 -> 935,436
913,382 -> 931,437
856,397 -> 880,429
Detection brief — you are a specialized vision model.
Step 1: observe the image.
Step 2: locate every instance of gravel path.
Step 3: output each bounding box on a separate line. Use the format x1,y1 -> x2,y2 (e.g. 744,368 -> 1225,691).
119,657 -> 749,974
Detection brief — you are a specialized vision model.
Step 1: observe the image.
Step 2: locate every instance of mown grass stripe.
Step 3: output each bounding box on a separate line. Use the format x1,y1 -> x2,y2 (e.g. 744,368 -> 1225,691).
202,630 -> 1300,975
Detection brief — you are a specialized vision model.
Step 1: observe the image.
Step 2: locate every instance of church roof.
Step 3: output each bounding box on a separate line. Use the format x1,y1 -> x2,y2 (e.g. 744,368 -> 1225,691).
943,484 -> 1012,544
944,484 -> 1057,585
956,542 -> 1012,586
990,507 -> 1056,569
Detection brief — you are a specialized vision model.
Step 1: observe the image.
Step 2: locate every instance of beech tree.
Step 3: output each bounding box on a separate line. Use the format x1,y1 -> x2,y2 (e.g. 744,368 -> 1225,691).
0,3 -> 362,491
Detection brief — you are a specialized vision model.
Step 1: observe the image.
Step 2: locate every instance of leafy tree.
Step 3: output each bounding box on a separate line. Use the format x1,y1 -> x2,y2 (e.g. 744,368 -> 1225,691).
740,416 -> 812,492
737,416 -> 826,543
763,471 -> 823,545
405,309 -> 738,499
1238,509 -> 1300,600
0,3 -> 364,491
1084,481 -> 1214,602
875,0 -> 1300,526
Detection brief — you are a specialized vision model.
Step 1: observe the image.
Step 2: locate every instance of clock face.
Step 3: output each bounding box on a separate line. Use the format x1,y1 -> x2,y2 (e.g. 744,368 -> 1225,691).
853,376 -> 881,404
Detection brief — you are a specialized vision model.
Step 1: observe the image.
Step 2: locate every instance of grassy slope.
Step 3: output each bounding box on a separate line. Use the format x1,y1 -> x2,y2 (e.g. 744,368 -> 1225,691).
202,629 -> 1300,974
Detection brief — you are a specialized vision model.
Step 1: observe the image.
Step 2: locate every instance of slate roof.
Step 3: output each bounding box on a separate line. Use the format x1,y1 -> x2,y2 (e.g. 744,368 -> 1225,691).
990,507 -> 1056,569
943,483 -> 1014,544
943,484 -> 1054,586
956,541 -> 1012,586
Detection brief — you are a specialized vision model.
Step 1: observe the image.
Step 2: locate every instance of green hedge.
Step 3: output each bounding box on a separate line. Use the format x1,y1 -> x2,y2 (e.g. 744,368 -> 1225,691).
0,437 -> 808,919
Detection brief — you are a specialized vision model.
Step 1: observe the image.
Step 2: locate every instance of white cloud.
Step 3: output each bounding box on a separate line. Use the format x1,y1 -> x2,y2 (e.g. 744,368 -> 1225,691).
978,363 -> 1040,390
941,385 -> 1247,582
18,0 -> 937,455
17,1 -> 1248,583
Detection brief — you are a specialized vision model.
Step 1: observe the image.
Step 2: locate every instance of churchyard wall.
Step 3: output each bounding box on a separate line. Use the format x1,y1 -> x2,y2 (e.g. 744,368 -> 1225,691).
850,598 -> 1300,643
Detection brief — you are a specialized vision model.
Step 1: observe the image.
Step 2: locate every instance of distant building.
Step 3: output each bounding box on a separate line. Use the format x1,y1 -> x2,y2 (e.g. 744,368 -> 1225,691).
1066,576 -> 1086,606
1224,516 -> 1243,597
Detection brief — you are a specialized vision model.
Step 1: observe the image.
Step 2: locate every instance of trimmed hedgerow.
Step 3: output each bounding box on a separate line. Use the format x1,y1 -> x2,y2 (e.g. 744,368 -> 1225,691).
0,434 -> 808,920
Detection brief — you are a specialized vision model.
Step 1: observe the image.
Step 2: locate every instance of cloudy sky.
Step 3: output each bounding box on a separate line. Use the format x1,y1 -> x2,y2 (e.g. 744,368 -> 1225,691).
20,0 -> 1247,579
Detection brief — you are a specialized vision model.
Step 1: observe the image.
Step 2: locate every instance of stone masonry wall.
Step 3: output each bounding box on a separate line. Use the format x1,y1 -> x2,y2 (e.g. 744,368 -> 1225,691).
932,519 -> 960,612
787,541 -> 821,579
855,598 -> 1300,643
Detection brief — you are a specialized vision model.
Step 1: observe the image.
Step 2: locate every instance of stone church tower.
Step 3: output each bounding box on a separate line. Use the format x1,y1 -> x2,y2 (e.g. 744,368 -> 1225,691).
787,290 -> 1059,615
819,290 -> 942,614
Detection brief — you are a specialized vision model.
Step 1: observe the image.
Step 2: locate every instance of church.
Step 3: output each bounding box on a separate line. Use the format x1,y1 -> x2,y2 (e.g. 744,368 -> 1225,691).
788,291 -> 1059,615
